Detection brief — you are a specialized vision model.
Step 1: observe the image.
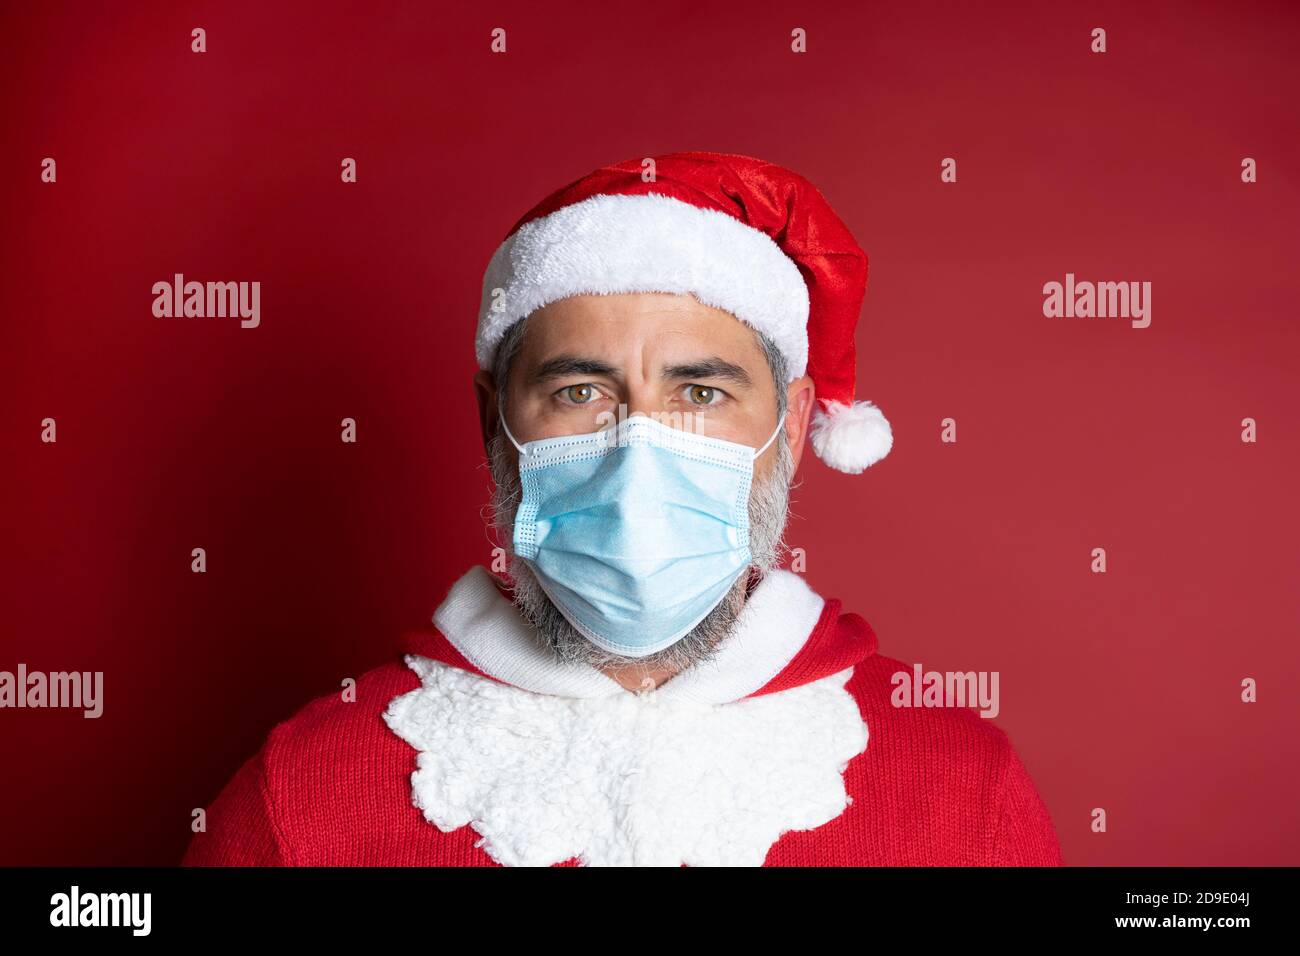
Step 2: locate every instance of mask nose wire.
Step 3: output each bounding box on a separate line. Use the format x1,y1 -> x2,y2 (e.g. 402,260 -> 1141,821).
499,394 -> 785,460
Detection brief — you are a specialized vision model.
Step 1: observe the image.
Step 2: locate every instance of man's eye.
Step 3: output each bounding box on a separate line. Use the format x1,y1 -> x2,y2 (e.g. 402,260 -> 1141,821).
685,384 -> 724,405
559,383 -> 600,404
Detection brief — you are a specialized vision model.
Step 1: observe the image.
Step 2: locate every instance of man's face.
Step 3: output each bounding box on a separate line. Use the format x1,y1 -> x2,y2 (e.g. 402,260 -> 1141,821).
476,292 -> 815,674
499,292 -> 793,473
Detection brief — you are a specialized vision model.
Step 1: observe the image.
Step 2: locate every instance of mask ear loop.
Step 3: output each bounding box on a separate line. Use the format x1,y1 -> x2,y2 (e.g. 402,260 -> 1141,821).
752,411 -> 788,460
496,395 -> 528,456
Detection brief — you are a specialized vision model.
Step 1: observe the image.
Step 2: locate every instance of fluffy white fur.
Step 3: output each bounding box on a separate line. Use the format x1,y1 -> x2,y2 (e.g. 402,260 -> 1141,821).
383,656 -> 868,867
476,192 -> 810,379
809,399 -> 893,474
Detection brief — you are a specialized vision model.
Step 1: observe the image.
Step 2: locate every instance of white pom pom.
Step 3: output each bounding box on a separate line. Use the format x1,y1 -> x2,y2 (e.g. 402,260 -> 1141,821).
809,400 -> 893,474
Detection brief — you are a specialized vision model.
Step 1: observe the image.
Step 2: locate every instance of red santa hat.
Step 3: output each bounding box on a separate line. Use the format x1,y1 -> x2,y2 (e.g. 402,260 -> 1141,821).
475,150 -> 892,473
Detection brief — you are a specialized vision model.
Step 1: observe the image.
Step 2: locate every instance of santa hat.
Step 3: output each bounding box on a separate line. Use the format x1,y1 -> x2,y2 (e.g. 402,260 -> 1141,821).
475,151 -> 892,474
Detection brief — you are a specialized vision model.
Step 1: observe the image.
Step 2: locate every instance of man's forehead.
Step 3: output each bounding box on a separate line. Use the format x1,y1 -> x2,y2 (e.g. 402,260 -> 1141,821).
515,292 -> 766,368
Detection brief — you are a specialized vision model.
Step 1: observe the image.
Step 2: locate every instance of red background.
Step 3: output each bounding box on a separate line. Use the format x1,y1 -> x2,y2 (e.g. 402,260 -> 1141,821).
1,0 -> 1297,866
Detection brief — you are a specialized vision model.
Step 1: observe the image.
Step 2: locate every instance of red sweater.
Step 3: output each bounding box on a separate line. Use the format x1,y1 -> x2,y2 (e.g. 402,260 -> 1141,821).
183,568 -> 1063,867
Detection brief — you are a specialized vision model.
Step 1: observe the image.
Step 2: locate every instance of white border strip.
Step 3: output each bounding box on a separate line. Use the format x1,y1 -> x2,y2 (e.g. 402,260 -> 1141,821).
475,192 -> 810,379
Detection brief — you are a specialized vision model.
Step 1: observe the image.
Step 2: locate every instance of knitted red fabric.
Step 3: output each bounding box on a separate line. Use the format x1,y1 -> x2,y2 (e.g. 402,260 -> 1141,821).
182,597 -> 1064,867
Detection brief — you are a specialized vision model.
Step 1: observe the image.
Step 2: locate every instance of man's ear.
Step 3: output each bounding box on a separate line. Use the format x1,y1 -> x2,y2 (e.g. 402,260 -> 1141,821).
784,374 -> 816,472
473,369 -> 499,458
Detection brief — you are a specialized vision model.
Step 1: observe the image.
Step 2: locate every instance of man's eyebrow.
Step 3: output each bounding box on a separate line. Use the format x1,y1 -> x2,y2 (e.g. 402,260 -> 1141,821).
530,355 -> 621,383
662,358 -> 753,388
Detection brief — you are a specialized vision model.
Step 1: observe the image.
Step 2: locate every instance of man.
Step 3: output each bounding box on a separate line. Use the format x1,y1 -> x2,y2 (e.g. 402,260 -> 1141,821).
183,151 -> 1063,867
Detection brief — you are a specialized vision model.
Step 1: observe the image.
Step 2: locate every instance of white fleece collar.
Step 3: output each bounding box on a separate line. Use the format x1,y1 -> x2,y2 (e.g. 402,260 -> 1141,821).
426,564 -> 828,705
383,656 -> 868,866
384,566 -> 868,867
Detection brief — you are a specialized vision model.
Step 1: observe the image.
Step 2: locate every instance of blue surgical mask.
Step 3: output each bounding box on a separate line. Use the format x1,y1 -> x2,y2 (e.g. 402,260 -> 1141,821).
498,406 -> 786,658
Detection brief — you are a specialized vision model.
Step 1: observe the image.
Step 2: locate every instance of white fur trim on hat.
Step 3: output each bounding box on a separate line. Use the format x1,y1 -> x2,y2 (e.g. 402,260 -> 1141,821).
810,399 -> 893,474
476,192 -> 810,379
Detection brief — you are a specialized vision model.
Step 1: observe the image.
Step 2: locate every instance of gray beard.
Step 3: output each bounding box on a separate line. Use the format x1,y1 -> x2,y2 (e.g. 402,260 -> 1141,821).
486,426 -> 796,675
